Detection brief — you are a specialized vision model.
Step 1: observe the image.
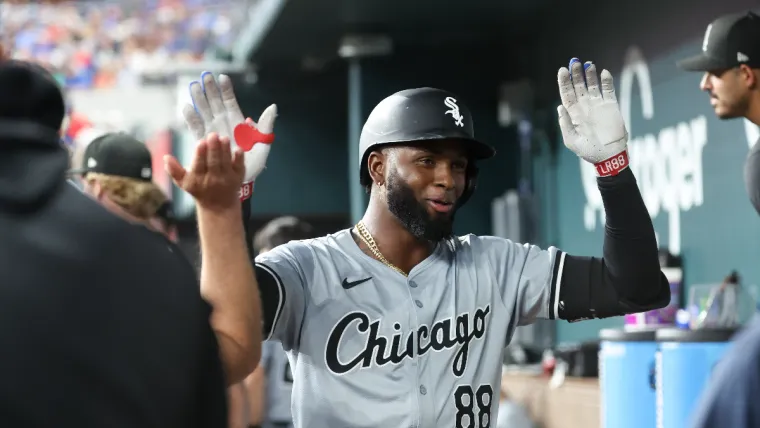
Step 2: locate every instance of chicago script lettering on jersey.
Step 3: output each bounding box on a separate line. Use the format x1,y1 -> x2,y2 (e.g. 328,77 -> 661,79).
325,305 -> 490,377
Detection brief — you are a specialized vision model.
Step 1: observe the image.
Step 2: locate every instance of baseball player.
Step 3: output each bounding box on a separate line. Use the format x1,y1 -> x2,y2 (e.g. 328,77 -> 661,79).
677,11 -> 760,215
251,217 -> 316,428
677,11 -> 760,428
258,340 -> 295,428
184,58 -> 669,428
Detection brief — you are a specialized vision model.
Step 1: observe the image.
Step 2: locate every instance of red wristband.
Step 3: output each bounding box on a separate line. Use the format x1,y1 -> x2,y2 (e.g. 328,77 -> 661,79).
239,181 -> 254,201
595,151 -> 629,177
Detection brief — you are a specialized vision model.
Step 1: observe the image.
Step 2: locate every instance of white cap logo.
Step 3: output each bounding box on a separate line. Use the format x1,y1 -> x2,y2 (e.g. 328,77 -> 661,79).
444,97 -> 464,127
87,158 -> 97,168
702,24 -> 713,52
141,167 -> 152,179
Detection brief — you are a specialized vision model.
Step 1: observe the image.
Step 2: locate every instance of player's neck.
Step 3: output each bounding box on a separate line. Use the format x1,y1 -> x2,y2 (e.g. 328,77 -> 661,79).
747,93 -> 760,126
360,203 -> 435,275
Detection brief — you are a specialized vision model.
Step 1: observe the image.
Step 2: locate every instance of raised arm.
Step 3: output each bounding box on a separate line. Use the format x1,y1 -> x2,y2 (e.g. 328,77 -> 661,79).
553,58 -> 669,321
168,72 -> 278,385
165,131 -> 261,385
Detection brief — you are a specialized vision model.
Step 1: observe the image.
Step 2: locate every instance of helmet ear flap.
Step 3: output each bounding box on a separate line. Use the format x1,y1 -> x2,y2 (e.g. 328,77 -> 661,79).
457,163 -> 479,207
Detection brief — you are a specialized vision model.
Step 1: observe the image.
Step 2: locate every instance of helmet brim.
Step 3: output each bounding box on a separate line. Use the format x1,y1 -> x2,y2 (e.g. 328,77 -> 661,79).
358,137 -> 496,186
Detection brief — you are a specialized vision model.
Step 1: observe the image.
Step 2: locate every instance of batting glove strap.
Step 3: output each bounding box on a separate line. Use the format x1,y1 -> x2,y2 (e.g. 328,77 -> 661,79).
594,150 -> 629,177
239,181 -> 254,202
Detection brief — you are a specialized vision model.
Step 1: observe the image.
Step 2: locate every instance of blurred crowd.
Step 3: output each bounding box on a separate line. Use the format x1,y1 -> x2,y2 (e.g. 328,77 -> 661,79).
1,0 -> 249,89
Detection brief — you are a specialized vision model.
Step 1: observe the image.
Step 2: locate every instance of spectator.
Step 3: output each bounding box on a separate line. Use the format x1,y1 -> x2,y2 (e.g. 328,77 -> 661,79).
1,0 -> 248,89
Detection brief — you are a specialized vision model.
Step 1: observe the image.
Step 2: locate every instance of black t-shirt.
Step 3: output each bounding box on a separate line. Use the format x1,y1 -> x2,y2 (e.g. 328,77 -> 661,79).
744,137 -> 760,215
0,183 -> 227,427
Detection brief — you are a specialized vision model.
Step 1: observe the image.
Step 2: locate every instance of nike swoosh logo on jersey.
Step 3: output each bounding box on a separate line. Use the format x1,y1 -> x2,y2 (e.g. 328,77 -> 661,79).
342,277 -> 372,289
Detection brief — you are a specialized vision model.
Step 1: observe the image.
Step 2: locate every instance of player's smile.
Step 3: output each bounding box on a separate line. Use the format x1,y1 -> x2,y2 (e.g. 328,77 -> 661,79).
426,198 -> 454,213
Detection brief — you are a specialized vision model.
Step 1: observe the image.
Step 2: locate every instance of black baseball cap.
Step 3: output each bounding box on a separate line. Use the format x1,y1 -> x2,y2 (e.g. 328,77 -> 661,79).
69,132 -> 153,181
678,11 -> 760,72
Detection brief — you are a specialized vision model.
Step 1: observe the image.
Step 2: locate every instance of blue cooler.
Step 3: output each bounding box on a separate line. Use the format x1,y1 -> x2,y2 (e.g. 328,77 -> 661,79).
599,328 -> 658,428
655,328 -> 736,428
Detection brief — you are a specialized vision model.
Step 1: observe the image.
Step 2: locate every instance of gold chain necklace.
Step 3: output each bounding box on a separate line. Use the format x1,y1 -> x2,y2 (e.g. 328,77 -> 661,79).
355,221 -> 408,277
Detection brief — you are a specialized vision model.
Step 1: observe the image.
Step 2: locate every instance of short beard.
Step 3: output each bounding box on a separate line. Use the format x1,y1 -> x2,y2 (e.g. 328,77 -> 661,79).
715,89 -> 751,119
385,169 -> 455,242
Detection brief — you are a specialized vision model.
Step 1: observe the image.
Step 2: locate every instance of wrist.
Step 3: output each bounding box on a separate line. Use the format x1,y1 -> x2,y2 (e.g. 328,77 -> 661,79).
595,150 -> 629,177
196,202 -> 244,224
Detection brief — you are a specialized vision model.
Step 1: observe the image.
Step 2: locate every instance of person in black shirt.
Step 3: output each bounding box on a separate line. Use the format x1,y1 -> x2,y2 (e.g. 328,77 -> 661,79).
0,59 -> 260,425
677,11 -> 760,428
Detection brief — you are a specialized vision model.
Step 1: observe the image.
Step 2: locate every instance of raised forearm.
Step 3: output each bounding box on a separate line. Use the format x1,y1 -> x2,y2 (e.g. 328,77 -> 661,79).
598,167 -> 665,303
197,205 -> 261,384
558,168 -> 670,321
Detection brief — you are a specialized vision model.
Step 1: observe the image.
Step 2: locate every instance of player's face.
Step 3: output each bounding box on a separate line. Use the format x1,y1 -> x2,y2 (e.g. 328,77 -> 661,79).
700,68 -> 751,119
384,141 -> 468,241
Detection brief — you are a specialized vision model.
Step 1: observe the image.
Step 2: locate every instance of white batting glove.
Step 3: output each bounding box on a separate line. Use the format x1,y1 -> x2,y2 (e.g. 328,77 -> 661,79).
183,72 -> 277,201
557,58 -> 629,177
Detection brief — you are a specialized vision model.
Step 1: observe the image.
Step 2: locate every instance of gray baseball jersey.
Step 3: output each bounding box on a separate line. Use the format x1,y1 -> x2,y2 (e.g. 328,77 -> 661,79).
261,340 -> 294,426
254,228 -> 564,428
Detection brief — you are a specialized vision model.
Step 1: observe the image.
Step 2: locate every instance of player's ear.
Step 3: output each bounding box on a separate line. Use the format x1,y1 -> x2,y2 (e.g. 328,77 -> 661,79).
748,67 -> 760,90
738,64 -> 757,89
367,150 -> 386,186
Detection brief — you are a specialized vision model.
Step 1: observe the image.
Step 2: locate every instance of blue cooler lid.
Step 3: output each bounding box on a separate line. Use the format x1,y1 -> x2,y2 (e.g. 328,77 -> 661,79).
655,327 -> 737,343
600,328 -> 657,342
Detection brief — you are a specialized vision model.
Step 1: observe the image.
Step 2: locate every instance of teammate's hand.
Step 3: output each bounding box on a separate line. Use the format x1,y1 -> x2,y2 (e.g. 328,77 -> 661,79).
164,132 -> 245,212
557,58 -> 629,177
183,72 -> 277,201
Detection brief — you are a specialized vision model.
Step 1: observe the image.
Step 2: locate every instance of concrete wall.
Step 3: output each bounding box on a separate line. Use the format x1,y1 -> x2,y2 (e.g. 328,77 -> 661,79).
525,0 -> 760,343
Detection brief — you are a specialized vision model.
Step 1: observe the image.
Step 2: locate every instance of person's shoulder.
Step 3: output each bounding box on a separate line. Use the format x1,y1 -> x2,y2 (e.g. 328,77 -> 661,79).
724,316 -> 760,366
452,234 -> 518,252
256,228 -> 353,263
295,228 -> 352,246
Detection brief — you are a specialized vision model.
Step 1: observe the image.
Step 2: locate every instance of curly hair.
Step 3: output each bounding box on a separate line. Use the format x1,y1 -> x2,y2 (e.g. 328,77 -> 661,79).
85,172 -> 167,220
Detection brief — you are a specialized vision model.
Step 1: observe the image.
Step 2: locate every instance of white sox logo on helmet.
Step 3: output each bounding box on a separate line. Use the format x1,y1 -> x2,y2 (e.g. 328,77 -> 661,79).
324,305 -> 490,377
444,96 -> 464,127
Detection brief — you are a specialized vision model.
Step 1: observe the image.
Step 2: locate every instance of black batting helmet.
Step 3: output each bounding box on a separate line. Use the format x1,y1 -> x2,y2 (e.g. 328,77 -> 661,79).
358,87 -> 496,207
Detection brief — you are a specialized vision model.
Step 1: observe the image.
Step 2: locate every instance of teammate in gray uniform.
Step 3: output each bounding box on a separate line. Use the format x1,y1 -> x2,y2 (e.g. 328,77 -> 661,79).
248,217 -> 315,428
677,11 -> 760,215
188,58 -> 670,428
677,11 -> 760,428
260,340 -> 295,428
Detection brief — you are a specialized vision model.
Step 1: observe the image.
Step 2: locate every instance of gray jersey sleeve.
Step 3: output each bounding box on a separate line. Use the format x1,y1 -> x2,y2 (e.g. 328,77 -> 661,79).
479,236 -> 564,325
254,241 -> 313,350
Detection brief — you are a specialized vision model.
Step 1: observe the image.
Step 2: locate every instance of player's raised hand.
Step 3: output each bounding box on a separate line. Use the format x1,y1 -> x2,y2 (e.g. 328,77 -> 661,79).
557,58 -> 629,177
183,71 -> 277,200
164,132 -> 245,212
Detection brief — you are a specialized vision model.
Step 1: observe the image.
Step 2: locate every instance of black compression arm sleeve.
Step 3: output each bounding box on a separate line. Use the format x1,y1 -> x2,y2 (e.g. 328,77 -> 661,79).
558,167 -> 670,321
